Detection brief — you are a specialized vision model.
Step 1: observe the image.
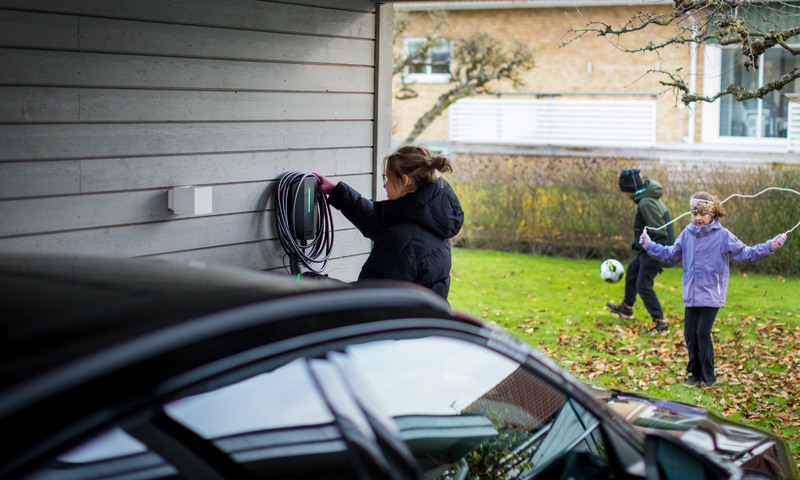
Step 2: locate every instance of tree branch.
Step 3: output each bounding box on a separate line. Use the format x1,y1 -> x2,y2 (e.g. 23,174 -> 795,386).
561,1 -> 800,104
658,67 -> 800,104
401,32 -> 534,144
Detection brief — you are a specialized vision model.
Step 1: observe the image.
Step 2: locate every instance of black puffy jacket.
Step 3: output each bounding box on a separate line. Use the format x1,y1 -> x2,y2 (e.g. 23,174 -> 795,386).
328,177 -> 464,299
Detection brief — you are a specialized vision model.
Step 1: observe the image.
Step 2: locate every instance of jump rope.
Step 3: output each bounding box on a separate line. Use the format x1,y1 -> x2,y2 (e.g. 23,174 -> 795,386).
645,186 -> 800,236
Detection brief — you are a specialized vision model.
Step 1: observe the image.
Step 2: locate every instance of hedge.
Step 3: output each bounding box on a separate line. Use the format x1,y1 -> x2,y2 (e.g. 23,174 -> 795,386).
449,154 -> 800,277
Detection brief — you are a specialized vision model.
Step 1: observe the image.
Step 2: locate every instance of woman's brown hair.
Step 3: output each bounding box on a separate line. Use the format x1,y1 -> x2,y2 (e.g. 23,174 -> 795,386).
383,144 -> 452,189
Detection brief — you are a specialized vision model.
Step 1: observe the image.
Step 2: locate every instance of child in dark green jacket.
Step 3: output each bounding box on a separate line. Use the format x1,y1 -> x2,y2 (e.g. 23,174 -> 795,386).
606,168 -> 675,334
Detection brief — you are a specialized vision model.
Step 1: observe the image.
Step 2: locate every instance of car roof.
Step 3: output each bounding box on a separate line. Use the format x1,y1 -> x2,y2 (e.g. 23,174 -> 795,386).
0,252 -> 456,397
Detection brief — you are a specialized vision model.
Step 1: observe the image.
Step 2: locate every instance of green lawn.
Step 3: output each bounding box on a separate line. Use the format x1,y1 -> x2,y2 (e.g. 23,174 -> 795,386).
449,247 -> 800,466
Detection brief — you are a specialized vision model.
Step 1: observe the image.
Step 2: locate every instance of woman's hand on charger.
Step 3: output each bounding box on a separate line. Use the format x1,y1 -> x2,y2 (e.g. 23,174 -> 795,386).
314,174 -> 335,195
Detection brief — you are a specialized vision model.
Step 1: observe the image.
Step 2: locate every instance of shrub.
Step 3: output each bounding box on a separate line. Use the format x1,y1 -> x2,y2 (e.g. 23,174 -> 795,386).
448,154 -> 800,277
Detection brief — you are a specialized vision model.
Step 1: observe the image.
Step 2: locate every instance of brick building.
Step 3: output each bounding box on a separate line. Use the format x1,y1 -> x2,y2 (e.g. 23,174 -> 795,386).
392,1 -> 800,161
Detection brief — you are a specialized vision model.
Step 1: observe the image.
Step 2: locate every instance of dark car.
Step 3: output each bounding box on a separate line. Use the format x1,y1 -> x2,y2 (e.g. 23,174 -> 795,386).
0,252 -> 796,480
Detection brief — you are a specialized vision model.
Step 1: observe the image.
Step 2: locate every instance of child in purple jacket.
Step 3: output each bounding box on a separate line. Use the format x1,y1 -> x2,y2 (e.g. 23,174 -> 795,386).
640,192 -> 787,387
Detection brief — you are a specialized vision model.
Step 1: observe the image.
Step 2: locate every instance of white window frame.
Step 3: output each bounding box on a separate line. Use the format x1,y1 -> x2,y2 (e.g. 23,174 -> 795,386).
402,37 -> 452,84
701,44 -> 795,149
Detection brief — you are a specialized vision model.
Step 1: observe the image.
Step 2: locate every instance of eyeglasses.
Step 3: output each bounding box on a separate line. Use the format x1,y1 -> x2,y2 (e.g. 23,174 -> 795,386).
691,207 -> 713,216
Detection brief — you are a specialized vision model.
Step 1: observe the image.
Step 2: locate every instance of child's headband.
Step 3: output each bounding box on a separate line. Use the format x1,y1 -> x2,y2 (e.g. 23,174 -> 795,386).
690,198 -> 715,215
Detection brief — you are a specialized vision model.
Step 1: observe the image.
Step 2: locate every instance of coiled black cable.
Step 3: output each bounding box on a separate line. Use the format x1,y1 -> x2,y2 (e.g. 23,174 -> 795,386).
274,171 -> 334,274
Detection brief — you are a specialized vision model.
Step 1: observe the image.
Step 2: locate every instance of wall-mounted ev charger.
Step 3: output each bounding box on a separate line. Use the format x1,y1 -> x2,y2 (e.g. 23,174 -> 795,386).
274,171 -> 334,275
292,175 -> 319,242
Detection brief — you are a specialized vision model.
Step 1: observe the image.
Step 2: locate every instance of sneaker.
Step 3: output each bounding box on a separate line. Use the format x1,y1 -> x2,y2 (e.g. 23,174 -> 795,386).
645,319 -> 668,334
684,376 -> 701,386
605,302 -> 634,320
703,379 -> 717,388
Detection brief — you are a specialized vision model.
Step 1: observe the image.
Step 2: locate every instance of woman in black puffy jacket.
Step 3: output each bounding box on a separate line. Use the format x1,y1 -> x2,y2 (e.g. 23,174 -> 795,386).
316,145 -> 463,299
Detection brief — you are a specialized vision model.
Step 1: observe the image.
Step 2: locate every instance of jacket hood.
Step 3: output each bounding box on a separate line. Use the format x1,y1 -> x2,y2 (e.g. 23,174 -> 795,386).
633,179 -> 664,203
376,177 -> 463,238
686,219 -> 722,236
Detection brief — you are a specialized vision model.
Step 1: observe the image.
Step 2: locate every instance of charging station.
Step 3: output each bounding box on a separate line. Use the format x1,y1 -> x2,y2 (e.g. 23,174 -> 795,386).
292,175 -> 319,243
274,171 -> 334,275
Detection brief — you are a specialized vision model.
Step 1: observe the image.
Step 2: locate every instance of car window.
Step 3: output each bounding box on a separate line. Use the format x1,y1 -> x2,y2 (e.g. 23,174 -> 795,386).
26,428 -> 177,480
166,357 -> 368,478
345,336 -> 612,479
57,428 -> 148,463
24,334 -> 613,480
165,358 -> 333,437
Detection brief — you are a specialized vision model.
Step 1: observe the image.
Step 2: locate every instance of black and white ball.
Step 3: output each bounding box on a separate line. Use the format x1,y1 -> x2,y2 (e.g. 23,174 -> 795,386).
600,259 -> 625,283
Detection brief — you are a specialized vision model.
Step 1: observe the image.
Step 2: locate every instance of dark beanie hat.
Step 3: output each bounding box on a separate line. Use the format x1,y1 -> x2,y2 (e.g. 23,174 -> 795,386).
618,168 -> 642,193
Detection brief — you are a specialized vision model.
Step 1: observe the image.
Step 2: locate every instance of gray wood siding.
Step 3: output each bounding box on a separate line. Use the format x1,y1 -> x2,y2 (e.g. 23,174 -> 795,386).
0,0 -> 386,281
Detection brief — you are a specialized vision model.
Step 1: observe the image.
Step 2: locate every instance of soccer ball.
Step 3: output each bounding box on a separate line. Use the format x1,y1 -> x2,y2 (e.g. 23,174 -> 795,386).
600,259 -> 625,283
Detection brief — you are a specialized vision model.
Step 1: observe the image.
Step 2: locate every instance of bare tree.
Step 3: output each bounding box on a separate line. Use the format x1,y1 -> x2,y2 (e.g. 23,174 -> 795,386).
394,12 -> 535,144
561,1 -> 800,104
393,11 -> 450,100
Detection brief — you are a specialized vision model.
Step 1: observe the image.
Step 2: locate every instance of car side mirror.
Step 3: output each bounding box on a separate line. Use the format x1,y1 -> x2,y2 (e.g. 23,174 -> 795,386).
644,433 -> 736,480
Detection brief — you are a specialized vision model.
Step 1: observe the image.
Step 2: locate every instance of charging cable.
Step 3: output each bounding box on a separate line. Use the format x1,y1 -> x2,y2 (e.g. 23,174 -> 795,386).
274,171 -> 334,274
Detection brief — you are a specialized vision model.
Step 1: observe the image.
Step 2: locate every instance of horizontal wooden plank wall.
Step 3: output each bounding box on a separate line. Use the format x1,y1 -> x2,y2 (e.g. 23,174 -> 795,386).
0,0 -> 380,282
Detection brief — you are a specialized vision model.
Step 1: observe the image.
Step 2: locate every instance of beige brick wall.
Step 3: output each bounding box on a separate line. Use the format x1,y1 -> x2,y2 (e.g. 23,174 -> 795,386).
393,5 -> 699,144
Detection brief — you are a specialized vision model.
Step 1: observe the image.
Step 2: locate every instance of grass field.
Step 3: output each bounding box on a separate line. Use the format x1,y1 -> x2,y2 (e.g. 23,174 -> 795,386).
448,247 -> 800,467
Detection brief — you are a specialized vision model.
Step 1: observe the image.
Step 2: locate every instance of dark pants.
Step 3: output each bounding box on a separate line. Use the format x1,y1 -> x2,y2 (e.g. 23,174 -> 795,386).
623,251 -> 664,320
684,306 -> 719,384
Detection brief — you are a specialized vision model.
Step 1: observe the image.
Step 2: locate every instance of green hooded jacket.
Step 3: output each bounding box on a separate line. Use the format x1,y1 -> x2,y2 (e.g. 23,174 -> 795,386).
632,179 -> 674,251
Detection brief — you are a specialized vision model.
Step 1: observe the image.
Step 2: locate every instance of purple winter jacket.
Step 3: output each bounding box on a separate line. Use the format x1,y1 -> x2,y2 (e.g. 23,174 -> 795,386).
644,220 -> 778,307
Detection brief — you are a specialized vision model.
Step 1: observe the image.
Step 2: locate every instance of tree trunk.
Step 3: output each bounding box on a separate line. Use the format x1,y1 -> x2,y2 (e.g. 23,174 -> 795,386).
403,87 -> 476,144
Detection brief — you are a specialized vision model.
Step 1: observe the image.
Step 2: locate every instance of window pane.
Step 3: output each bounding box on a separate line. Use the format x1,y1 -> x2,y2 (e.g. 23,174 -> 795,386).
406,39 -> 425,57
718,47 -> 799,138
719,49 -> 759,137
403,38 -> 451,79
761,48 -> 800,138
430,41 -> 451,74
406,38 -> 429,74
408,63 -> 428,75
